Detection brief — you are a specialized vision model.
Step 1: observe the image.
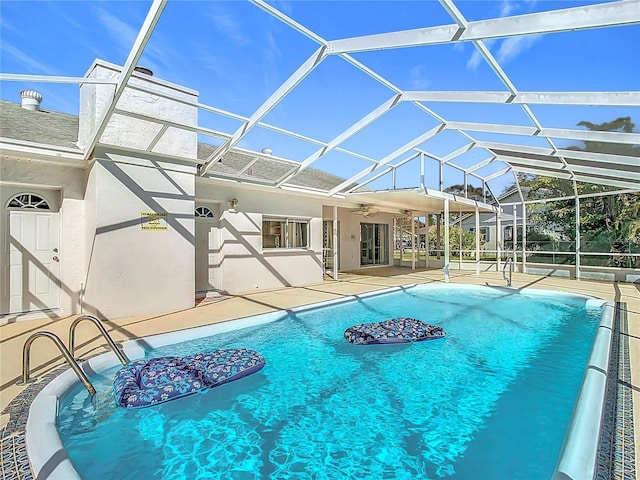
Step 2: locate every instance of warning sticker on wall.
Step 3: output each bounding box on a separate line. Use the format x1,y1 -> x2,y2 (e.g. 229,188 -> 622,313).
141,212 -> 168,230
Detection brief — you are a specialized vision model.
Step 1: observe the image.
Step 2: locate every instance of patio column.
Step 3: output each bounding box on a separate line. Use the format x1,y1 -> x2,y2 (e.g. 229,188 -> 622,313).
475,205 -> 480,276
459,209 -> 463,270
425,214 -> 430,268
444,199 -> 450,283
411,214 -> 416,270
513,204 -> 518,272
436,214 -> 441,259
393,216 -> 397,266
522,203 -> 527,274
575,196 -> 581,280
496,212 -> 502,272
333,205 -> 338,280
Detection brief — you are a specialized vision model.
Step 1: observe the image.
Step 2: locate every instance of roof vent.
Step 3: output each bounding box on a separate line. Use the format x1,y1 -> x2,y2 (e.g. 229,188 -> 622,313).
261,148 -> 273,155
134,66 -> 153,76
20,90 -> 42,111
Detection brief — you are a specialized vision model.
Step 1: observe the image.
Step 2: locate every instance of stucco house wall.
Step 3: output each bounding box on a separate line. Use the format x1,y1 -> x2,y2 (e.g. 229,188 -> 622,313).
81,153 -> 196,319
332,208 -> 395,272
196,180 -> 324,293
0,157 -> 87,318
0,58 -> 392,321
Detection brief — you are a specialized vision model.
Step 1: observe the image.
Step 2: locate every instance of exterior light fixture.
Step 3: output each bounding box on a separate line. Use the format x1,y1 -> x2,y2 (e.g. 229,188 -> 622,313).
230,197 -> 239,209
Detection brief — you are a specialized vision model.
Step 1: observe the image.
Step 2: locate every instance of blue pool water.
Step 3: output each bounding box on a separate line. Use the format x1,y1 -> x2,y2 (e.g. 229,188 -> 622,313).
58,285 -> 602,479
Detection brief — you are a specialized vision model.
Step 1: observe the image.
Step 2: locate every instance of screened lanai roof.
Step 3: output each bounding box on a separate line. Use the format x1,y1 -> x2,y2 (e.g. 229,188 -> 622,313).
0,0 -> 638,204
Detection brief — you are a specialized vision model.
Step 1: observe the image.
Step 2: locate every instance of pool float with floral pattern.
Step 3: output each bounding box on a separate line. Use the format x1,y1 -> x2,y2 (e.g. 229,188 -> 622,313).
113,348 -> 265,408
344,317 -> 445,345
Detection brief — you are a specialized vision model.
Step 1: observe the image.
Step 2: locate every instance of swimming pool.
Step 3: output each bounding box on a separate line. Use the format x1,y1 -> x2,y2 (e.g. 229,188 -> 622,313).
51,284 -> 607,479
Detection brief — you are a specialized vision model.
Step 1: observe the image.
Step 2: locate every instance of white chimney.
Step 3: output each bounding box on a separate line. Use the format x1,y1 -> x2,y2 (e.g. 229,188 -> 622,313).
78,59 -> 199,157
20,90 -> 42,111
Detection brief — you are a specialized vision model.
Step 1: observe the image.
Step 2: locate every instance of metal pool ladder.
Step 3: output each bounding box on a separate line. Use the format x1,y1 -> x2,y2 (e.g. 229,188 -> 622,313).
17,314 -> 129,395
503,257 -> 513,287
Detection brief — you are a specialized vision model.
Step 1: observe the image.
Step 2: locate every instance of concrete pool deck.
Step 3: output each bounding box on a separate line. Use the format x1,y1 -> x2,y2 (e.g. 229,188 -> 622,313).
1,268 -> 638,476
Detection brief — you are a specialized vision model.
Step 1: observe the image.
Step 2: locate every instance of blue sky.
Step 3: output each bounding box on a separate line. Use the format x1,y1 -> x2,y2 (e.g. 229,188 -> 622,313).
1,0 -> 638,195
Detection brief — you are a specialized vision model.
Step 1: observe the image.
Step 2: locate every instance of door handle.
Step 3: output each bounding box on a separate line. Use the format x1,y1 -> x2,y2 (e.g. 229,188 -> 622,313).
53,248 -> 59,253
53,256 -> 59,262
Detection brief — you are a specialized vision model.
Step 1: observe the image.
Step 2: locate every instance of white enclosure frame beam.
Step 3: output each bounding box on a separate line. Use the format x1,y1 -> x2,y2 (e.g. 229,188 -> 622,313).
510,166 -> 640,190
498,156 -> 640,182
402,91 -> 640,106
200,46 -> 329,175
328,124 -> 445,196
125,83 -> 378,166
480,141 -> 640,167
0,73 -> 118,84
329,1 -> 640,53
275,94 -> 402,187
440,142 -> 476,164
466,156 -> 497,174
113,108 -> 231,141
82,0 -> 168,159
446,121 -> 640,145
250,0 -> 327,45
484,167 -> 512,182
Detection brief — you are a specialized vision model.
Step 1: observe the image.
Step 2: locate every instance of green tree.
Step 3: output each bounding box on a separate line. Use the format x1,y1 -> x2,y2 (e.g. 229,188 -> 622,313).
428,225 -> 476,257
444,184 -> 492,201
508,117 -> 640,267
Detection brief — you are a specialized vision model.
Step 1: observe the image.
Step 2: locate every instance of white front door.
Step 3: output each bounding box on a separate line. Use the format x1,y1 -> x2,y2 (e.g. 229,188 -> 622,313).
195,216 -> 221,293
2,211 -> 60,314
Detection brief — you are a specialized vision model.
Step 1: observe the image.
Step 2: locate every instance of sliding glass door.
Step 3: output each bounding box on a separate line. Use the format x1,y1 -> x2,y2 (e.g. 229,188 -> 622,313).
360,223 -> 389,266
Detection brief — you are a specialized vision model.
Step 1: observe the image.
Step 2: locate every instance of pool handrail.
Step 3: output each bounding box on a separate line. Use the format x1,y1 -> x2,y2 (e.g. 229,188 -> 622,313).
17,331 -> 97,396
68,314 -> 129,366
502,256 -> 513,287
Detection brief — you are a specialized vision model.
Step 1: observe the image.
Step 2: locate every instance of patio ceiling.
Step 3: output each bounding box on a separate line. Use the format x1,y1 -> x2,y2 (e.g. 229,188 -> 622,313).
347,188 -> 497,215
1,0 -> 639,201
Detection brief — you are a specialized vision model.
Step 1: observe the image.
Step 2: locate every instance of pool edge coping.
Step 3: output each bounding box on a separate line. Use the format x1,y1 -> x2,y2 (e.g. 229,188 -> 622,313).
552,300 -> 616,480
24,284 -> 613,479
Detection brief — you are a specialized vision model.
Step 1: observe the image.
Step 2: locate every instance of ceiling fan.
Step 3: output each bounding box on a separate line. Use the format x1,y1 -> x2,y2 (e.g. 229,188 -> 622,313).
350,205 -> 380,217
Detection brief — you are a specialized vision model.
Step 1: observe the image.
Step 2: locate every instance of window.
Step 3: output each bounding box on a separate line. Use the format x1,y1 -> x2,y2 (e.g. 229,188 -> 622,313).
470,227 -> 490,241
195,206 -> 214,218
263,217 -> 309,249
504,226 -> 522,242
7,193 -> 50,210
504,226 -> 513,242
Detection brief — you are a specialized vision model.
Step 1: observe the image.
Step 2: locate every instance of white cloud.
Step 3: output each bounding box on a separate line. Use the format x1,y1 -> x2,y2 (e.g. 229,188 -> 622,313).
1,41 -> 58,75
496,35 -> 542,64
409,65 -> 430,90
466,50 -> 483,70
262,31 -> 283,89
93,6 -> 138,53
208,6 -> 251,46
500,0 -> 518,17
273,1 -> 294,16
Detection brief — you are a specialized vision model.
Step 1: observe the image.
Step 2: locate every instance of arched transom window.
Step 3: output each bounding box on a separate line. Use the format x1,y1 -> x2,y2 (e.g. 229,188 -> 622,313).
195,206 -> 214,218
7,193 -> 50,210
